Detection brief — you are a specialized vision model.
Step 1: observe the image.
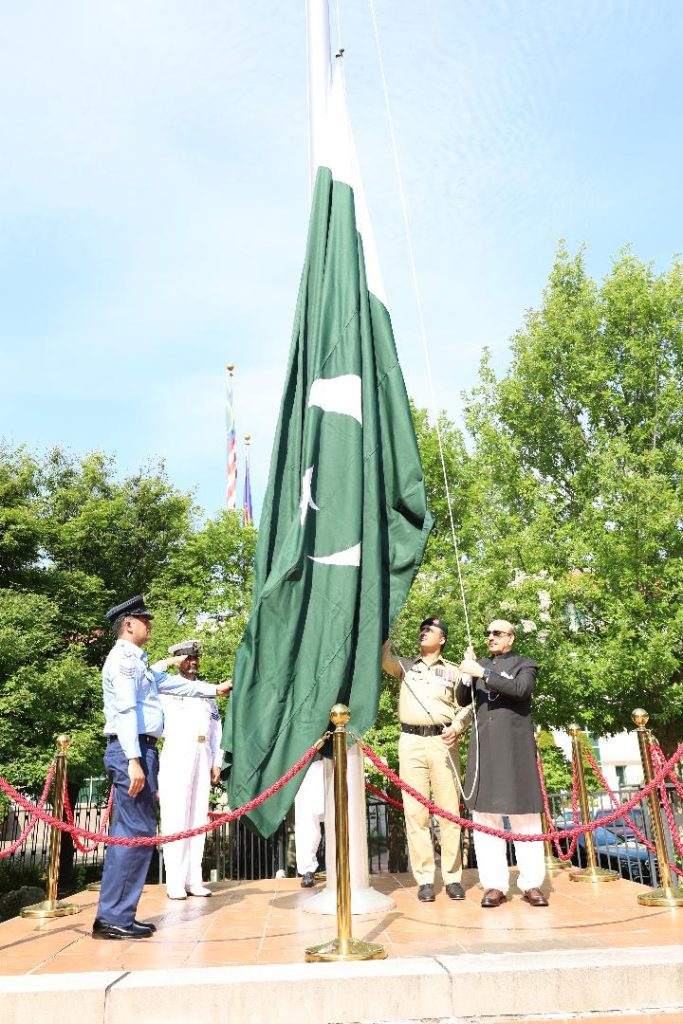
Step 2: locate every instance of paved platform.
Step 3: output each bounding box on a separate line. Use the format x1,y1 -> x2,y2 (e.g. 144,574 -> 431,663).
2,870 -> 682,1023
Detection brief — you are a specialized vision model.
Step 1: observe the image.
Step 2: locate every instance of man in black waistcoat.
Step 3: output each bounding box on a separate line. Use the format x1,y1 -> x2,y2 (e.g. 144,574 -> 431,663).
457,619 -> 548,908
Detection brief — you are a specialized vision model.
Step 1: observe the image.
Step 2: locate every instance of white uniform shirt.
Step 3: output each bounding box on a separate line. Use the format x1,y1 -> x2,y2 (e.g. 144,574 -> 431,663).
159,692 -> 223,769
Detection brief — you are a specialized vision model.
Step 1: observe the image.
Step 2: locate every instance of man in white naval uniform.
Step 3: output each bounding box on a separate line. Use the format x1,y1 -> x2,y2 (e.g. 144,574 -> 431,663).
156,641 -> 230,900
294,754 -> 325,887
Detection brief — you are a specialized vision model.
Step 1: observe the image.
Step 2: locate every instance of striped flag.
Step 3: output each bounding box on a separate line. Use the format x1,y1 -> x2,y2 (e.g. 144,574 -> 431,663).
243,436 -> 253,526
226,365 -> 237,509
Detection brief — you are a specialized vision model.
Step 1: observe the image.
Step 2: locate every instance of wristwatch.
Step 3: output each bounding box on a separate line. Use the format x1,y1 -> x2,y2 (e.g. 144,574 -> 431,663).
482,667 -> 493,682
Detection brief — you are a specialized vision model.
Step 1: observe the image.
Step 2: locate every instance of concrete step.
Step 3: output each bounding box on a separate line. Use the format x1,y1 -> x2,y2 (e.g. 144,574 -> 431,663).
3,946 -> 683,1024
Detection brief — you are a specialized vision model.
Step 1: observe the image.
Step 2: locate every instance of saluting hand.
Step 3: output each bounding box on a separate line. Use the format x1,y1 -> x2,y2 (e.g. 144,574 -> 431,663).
216,679 -> 233,697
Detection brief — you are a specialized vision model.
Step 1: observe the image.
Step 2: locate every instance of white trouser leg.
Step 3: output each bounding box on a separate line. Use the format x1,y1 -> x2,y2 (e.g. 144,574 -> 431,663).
294,759 -> 324,875
159,748 -> 197,895
510,813 -> 546,891
472,812 -> 510,894
186,747 -> 211,887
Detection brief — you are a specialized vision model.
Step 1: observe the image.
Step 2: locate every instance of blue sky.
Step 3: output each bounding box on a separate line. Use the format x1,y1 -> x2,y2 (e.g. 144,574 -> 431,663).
2,2 -> 681,522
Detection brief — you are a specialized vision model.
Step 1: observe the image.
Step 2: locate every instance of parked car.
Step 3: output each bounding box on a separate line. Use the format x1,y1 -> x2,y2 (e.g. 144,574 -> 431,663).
553,807 -> 653,883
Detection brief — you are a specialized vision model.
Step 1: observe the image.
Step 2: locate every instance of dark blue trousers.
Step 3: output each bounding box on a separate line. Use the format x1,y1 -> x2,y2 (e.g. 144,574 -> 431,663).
96,739 -> 158,927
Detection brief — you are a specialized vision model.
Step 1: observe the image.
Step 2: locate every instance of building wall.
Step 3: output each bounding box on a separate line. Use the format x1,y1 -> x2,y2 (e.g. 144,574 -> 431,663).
552,729 -> 643,789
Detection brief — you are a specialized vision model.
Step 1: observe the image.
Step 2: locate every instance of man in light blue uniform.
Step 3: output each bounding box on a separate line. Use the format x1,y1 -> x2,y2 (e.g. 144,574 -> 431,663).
93,595 -> 231,941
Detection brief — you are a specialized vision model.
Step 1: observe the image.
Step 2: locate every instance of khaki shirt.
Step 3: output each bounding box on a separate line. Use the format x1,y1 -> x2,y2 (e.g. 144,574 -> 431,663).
397,655 -> 473,735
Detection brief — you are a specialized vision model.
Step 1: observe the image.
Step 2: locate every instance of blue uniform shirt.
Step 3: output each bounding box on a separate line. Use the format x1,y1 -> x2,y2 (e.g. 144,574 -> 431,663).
102,639 -> 218,760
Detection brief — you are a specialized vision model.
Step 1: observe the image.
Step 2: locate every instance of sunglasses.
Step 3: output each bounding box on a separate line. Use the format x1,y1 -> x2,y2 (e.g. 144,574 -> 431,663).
485,629 -> 509,638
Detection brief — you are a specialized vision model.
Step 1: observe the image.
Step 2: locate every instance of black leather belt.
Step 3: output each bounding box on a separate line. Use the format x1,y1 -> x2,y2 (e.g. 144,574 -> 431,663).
107,734 -> 158,747
400,723 -> 444,737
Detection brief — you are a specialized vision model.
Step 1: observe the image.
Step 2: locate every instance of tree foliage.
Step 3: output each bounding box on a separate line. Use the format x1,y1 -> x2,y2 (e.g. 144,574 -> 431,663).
371,246 -> 683,782
0,446 -> 255,789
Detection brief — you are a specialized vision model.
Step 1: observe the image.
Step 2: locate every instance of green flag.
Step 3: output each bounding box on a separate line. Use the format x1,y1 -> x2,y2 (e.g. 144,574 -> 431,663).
224,162 -> 432,837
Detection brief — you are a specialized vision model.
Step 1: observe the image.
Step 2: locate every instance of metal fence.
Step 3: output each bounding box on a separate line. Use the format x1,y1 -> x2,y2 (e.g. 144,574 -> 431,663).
2,780 -> 681,888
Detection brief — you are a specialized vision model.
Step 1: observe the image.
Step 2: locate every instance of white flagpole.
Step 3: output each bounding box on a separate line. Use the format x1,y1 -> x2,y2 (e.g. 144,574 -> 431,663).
303,0 -> 394,917
306,0 -> 332,194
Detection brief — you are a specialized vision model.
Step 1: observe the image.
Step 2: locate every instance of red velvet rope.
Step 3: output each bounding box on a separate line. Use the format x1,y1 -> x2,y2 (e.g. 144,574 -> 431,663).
63,784 -> 115,854
0,761 -> 56,860
355,735 -> 683,842
536,751 -> 580,861
650,744 -> 683,868
365,780 -> 404,811
0,742 -> 319,848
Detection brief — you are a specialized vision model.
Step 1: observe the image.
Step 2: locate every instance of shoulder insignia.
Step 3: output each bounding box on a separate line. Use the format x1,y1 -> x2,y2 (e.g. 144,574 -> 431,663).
211,708 -> 220,721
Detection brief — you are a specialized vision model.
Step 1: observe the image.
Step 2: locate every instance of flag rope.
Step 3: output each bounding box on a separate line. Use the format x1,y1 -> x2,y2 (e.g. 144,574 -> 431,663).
368,0 -> 472,648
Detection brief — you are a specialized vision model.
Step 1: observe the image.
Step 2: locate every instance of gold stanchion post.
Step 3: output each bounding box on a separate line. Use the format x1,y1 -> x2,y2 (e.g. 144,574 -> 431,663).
21,736 -> 81,919
536,733 -> 570,874
568,725 -> 619,884
632,708 -> 683,907
305,705 -> 386,962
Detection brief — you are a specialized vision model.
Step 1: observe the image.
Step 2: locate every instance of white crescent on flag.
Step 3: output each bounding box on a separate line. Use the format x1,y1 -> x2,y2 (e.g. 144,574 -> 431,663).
308,374 -> 362,424
301,374 -> 362,564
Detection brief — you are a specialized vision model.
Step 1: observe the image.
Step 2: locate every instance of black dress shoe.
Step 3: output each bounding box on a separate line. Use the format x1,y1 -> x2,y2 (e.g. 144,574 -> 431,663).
523,887 -> 549,907
134,919 -> 157,932
417,883 -> 435,902
130,921 -> 155,935
445,882 -> 465,900
480,888 -> 507,908
300,872 -> 316,888
92,918 -> 153,940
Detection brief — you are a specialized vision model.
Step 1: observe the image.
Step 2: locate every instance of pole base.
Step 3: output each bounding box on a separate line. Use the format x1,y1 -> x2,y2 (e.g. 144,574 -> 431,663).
637,886 -> 683,907
305,937 -> 387,962
86,882 -> 101,892
569,866 -> 620,883
20,899 -> 81,919
545,856 -> 572,874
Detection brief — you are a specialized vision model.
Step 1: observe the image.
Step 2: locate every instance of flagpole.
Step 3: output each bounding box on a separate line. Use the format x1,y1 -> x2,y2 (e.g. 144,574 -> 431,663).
226,364 -> 238,510
306,0 -> 332,194
302,0 -> 395,920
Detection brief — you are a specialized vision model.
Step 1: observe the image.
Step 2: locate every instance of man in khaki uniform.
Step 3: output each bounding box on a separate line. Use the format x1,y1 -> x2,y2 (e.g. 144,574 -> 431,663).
382,616 -> 473,902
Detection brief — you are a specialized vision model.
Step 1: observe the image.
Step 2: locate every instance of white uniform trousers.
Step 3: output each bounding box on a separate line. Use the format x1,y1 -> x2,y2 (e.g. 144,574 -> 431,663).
472,811 -> 545,894
294,758 -> 325,875
159,741 -> 211,894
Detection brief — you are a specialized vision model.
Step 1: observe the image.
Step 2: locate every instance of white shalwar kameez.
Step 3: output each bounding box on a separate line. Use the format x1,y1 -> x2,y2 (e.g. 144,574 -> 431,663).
158,692 -> 222,897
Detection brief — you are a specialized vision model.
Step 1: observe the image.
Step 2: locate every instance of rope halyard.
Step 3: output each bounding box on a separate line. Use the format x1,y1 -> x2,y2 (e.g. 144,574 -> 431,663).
367,0 -> 471,647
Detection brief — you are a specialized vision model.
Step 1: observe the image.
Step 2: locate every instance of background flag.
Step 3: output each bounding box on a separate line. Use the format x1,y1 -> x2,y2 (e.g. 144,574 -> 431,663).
223,68 -> 433,837
226,364 -> 237,509
243,435 -> 253,526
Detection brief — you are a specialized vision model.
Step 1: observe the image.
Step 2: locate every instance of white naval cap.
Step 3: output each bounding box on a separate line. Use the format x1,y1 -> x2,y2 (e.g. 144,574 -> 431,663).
168,639 -> 201,657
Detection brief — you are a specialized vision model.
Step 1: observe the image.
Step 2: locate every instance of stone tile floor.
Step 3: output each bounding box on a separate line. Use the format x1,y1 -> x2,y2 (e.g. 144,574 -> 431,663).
1,868 -> 682,977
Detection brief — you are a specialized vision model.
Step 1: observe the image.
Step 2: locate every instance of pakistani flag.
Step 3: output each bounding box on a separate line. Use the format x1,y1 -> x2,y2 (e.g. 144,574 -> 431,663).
224,69 -> 433,837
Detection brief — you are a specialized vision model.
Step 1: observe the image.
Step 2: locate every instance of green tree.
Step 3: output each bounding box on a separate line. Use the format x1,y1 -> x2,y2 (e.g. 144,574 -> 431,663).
460,246 -> 683,754
373,246 -> 683,797
0,448 -> 255,790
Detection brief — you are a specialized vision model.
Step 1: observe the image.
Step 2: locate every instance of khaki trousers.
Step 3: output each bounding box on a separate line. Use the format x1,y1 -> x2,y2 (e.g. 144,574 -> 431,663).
399,731 -> 462,886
